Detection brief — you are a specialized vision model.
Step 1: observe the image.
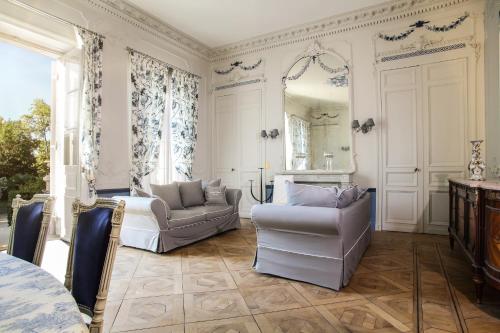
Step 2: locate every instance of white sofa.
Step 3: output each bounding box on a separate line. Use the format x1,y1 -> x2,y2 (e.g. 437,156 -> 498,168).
114,188 -> 242,253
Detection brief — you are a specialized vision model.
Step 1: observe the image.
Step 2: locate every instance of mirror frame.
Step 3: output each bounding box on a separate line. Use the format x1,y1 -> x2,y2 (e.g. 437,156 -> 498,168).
281,41 -> 356,174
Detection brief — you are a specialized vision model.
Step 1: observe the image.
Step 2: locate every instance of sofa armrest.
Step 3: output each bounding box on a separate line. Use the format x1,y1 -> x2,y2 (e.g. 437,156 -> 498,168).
226,188 -> 242,213
113,196 -> 169,229
251,204 -> 340,235
336,194 -> 371,251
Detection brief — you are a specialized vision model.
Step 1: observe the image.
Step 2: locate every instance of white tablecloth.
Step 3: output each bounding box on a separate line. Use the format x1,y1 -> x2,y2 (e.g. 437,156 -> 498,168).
0,253 -> 88,332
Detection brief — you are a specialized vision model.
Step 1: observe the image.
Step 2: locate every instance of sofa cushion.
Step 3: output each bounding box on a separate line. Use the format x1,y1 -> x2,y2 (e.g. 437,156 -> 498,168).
169,207 -> 206,228
336,186 -> 358,209
151,183 -> 184,210
203,205 -> 234,220
205,186 -> 228,205
285,181 -> 337,208
177,180 -> 205,207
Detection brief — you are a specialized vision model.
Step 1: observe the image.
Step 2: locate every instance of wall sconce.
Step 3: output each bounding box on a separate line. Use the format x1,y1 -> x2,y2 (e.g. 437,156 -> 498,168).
352,118 -> 375,134
261,129 -> 280,139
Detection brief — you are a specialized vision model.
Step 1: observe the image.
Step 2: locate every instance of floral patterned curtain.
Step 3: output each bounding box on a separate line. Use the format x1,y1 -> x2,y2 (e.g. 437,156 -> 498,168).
288,115 -> 311,170
170,69 -> 200,181
78,28 -> 103,195
129,50 -> 171,189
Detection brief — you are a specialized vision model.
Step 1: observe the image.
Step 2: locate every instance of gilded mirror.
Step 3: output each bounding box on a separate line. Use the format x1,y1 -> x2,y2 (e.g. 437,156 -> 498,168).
283,43 -> 354,173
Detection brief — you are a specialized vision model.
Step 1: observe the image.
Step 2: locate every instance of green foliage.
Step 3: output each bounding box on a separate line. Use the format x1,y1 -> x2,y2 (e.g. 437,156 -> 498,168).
22,99 -> 51,176
6,174 -> 45,224
0,117 -> 38,178
0,99 -> 51,224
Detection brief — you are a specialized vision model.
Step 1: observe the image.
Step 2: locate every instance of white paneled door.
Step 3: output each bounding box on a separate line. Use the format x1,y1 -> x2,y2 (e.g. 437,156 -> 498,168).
381,66 -> 423,233
214,85 -> 264,218
381,59 -> 468,234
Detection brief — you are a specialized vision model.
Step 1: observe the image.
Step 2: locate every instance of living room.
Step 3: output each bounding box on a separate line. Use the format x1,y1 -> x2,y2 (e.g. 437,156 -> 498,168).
0,0 -> 499,332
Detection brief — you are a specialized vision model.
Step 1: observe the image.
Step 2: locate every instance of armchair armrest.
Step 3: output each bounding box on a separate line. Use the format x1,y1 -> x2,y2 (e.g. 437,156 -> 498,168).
113,196 -> 169,229
251,204 -> 340,235
225,188 -> 242,213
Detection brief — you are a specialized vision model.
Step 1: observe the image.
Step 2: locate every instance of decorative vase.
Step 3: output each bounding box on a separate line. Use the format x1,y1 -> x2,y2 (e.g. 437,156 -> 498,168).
468,140 -> 486,181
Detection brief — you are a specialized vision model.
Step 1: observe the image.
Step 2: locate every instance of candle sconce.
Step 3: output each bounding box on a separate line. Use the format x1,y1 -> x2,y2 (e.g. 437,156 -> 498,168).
250,167 -> 274,204
260,129 -> 280,139
352,118 -> 375,134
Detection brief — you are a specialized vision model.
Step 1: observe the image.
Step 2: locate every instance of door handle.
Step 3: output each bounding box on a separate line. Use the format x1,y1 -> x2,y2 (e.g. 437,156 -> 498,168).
231,168 -> 236,172
414,168 -> 420,172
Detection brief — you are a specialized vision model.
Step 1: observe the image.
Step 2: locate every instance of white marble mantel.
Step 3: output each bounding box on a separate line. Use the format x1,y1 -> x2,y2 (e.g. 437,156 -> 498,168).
279,170 -> 353,185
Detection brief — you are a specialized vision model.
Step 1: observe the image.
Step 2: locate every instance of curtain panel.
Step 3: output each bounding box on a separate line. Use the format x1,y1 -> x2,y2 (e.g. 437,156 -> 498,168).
78,28 -> 103,195
288,115 -> 311,170
129,50 -> 171,189
170,70 -> 200,181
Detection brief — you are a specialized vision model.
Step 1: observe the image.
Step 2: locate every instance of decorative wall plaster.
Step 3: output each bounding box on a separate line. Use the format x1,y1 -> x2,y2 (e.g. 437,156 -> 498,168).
282,41 -> 349,85
86,0 -> 470,62
214,59 -> 262,74
214,78 -> 262,91
210,0 -> 471,61
378,12 -> 469,41
380,42 -> 466,62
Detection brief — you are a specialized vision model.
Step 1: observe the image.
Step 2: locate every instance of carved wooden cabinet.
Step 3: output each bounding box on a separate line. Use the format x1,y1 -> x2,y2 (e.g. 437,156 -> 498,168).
449,179 -> 500,302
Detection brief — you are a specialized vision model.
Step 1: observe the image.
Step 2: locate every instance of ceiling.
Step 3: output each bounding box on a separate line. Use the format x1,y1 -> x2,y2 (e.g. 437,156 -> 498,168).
127,0 -> 389,48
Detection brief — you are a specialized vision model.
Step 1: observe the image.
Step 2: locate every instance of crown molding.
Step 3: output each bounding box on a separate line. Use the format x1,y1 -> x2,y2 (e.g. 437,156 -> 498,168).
86,0 -> 473,62
86,0 -> 212,59
210,0 -> 471,62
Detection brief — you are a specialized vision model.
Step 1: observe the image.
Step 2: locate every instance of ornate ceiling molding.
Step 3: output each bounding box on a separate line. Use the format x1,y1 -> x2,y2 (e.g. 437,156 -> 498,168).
210,0 -> 471,62
86,0 -> 471,62
86,0 -> 212,59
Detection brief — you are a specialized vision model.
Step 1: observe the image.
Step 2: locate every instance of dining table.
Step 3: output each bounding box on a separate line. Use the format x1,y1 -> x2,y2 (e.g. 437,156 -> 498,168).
0,252 -> 88,333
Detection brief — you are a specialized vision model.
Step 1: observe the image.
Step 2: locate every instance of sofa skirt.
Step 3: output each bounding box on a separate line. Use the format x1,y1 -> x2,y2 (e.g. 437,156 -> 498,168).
343,223 -> 371,286
157,213 -> 240,253
254,245 -> 344,290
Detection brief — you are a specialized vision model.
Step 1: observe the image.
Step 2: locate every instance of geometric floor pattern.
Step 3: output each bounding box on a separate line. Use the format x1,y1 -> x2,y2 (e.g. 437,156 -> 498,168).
96,219 -> 500,332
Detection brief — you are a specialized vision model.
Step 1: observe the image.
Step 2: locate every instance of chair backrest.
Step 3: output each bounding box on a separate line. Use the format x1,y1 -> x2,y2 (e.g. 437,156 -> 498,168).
64,198 -> 125,333
8,194 -> 54,266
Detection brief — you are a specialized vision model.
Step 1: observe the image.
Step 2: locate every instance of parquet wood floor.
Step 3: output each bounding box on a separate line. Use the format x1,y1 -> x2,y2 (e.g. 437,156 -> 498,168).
102,219 -> 500,332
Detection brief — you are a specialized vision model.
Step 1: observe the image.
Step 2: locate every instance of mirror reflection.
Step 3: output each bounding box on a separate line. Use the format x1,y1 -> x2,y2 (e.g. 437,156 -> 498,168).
284,53 -> 351,171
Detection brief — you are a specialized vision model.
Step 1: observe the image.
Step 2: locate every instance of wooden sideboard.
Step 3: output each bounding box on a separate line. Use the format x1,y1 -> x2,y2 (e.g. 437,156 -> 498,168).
449,178 -> 500,303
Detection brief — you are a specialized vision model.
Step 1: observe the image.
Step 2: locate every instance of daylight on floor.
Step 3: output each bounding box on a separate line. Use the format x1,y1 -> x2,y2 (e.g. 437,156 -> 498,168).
0,0 -> 499,332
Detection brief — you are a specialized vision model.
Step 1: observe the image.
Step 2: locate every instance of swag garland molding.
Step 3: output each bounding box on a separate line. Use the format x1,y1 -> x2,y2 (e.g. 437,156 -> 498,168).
214,59 -> 262,75
378,12 -> 469,41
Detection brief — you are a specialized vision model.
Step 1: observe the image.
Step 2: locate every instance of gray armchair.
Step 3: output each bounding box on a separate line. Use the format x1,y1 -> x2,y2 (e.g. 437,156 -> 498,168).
251,194 -> 371,290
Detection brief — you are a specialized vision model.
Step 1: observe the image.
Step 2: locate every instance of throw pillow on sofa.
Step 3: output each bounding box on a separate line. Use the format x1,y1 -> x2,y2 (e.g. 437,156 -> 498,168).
285,181 -> 337,208
177,180 -> 205,207
336,185 -> 360,208
133,186 -> 172,219
205,185 -> 228,205
151,183 -> 184,210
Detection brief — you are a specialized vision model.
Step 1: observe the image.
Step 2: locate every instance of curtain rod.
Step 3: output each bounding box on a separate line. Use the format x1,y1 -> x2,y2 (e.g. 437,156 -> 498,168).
7,0 -> 105,39
126,47 -> 201,79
